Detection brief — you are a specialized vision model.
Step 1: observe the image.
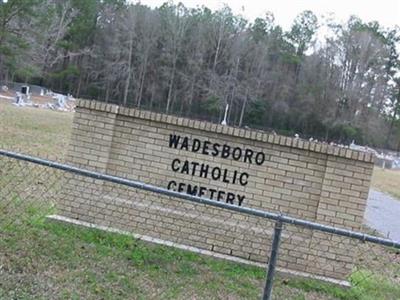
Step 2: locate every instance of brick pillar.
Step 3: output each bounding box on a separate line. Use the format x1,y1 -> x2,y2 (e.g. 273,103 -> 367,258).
305,154 -> 373,279
58,100 -> 118,221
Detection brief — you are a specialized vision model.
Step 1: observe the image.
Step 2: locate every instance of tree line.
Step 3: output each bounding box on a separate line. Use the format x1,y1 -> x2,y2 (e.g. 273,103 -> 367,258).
1,0 -> 399,150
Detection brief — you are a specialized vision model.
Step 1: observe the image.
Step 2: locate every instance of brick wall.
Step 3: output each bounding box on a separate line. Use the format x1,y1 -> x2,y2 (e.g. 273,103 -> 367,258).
59,99 -> 374,281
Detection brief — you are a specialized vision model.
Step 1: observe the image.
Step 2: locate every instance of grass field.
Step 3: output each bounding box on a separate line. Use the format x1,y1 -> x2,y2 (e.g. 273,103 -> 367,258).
2,203 -> 398,300
0,99 -> 73,159
1,100 -> 400,299
371,167 -> 400,200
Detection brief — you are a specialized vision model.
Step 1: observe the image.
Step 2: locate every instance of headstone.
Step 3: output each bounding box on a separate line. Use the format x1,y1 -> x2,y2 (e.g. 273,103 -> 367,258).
21,86 -> 30,95
56,94 -> 66,109
15,92 -> 24,106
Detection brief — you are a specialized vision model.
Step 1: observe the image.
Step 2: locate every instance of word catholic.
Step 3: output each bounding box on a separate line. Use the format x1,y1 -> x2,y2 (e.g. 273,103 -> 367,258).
166,134 -> 266,206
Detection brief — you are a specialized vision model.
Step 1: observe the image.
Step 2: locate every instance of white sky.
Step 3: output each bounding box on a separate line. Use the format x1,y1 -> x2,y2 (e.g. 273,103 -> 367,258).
134,0 -> 400,30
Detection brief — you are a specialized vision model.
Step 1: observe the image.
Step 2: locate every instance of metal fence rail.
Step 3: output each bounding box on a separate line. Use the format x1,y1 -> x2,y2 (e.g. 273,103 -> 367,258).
1,149 -> 400,299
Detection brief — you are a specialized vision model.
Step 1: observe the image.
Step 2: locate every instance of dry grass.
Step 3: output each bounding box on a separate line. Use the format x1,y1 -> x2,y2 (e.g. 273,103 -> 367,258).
0,99 -> 73,159
371,167 -> 400,200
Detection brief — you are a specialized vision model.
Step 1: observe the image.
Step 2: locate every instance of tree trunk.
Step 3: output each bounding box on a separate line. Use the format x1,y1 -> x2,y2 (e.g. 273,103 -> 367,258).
123,36 -> 134,106
105,80 -> 110,103
239,89 -> 249,127
187,74 -> 195,115
149,81 -> 155,109
136,54 -> 148,108
166,54 -> 177,113
385,87 -> 400,148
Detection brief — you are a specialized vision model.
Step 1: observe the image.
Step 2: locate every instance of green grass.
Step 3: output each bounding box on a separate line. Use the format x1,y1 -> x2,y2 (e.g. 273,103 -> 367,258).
1,204 -> 265,299
350,270 -> 400,299
286,271 -> 400,300
1,202 -> 399,299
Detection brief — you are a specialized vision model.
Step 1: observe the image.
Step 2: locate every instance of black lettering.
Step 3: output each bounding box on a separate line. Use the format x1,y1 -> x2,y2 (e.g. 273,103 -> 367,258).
221,144 -> 230,158
181,137 -> 189,150
211,167 -> 221,180
181,160 -> 189,174
232,170 -> 238,185
169,134 -> 180,148
226,192 -> 235,204
244,149 -> 254,163
239,172 -> 249,186
222,169 -> 230,183
232,147 -> 242,160
167,180 -> 176,190
171,158 -> 180,172
178,182 -> 185,193
212,143 -> 220,156
255,152 -> 265,165
199,186 -> 207,197
217,190 -> 225,201
190,161 -> 199,175
209,188 -> 217,199
186,184 -> 198,195
237,194 -> 245,206
192,138 -> 201,152
202,141 -> 210,155
199,163 -> 209,178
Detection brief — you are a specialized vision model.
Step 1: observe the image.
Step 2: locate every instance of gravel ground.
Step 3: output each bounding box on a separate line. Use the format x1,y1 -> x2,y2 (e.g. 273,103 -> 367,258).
365,189 -> 400,242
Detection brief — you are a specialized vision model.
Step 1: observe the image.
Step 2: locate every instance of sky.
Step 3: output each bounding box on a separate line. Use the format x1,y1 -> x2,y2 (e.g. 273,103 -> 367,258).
134,0 -> 400,30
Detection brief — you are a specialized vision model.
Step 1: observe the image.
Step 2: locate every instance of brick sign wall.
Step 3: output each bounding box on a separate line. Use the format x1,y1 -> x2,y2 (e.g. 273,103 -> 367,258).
59,99 -> 374,281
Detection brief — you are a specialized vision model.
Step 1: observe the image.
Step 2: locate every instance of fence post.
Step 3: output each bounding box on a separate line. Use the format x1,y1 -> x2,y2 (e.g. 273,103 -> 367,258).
262,219 -> 283,300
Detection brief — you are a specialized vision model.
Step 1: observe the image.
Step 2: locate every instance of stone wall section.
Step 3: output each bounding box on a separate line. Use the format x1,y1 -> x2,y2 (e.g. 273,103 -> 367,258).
58,99 -> 374,280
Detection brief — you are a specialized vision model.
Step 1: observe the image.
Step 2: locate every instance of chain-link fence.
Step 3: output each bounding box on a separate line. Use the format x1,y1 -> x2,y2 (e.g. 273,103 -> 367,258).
1,149 -> 400,300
